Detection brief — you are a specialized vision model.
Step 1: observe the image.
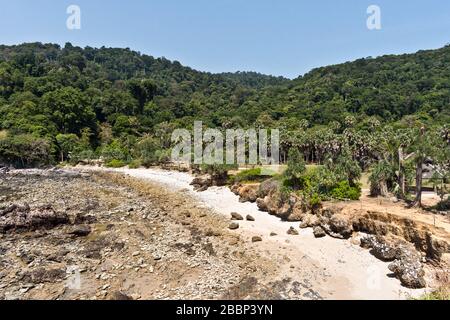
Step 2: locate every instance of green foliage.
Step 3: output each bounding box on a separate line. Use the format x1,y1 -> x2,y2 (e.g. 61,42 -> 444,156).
0,42 -> 449,176
283,148 -> 306,189
105,159 -> 126,168
330,181 -> 362,200
201,163 -> 238,180
128,159 -> 142,169
231,168 -> 274,184
0,133 -> 51,167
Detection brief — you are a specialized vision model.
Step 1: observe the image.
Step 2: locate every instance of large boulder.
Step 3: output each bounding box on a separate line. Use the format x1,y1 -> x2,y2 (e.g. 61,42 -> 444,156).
321,215 -> 353,239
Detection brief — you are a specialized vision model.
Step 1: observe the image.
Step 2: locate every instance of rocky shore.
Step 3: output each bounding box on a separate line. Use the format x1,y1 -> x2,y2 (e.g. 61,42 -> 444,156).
2,167 -> 447,299
0,168 -> 333,300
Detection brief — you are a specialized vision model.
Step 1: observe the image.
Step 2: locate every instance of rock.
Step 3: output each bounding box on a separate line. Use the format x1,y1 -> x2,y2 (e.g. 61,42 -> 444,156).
257,179 -> 280,198
388,254 -> 426,289
190,175 -> 212,191
251,236 -> 262,243
313,226 -> 326,238
132,251 -> 140,257
322,215 -> 353,239
229,222 -> 239,230
0,204 -> 69,233
108,291 -> 133,300
21,268 -> 66,284
246,215 -> 255,221
287,227 -> 299,235
68,225 -> 91,237
300,214 -> 319,228
361,235 -> 426,288
360,235 -> 397,261
270,232 -> 277,236
236,185 -> 259,203
230,212 -> 244,221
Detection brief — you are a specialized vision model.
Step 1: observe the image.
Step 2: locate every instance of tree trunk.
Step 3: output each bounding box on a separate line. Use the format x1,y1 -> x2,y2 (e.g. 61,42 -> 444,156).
412,157 -> 423,207
398,147 -> 406,198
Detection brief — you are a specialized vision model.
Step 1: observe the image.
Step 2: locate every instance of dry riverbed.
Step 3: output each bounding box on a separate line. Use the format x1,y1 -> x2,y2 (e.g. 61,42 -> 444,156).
0,167 -> 434,300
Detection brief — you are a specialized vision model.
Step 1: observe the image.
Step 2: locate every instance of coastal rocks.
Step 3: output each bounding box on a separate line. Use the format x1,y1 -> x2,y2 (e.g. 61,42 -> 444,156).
229,222 -> 239,230
313,226 -> 326,238
360,235 -> 426,288
287,227 -> 299,235
230,212 -> 244,221
0,204 -> 69,233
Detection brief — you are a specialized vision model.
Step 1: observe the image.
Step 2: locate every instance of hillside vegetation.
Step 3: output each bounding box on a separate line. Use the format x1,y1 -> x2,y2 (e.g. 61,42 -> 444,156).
0,42 -> 448,207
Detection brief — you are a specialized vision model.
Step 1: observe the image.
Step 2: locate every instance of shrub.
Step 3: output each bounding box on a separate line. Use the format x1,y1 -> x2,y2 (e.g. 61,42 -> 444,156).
231,168 -> 274,184
105,159 -> 126,168
128,159 -> 142,169
330,181 -> 362,200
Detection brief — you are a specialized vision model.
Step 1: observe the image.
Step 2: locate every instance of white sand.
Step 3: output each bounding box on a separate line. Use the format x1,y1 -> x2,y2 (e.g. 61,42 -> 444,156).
84,166 -> 427,300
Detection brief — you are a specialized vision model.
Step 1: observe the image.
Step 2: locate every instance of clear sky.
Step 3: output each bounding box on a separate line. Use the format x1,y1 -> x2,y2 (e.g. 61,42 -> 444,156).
0,0 -> 449,78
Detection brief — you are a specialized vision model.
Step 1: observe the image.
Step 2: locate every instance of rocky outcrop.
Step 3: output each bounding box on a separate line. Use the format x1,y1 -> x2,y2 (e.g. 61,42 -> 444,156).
0,204 -> 69,233
353,210 -> 450,261
360,235 -> 426,288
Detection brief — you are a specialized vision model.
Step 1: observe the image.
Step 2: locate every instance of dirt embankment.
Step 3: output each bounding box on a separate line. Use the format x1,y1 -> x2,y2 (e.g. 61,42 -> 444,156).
231,180 -> 450,289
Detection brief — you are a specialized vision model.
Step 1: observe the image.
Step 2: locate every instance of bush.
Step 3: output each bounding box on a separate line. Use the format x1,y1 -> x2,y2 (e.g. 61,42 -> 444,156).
105,159 -> 126,168
330,181 -> 361,200
231,168 -> 274,184
128,159 -> 142,169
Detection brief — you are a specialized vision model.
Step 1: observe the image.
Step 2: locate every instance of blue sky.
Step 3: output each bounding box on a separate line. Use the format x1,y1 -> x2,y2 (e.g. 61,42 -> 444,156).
0,0 -> 449,78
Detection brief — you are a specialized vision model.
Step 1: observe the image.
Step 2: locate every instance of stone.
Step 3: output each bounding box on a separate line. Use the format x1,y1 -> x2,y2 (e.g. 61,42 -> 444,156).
231,212 -> 244,221
246,215 -> 255,221
251,236 -> 262,243
229,222 -> 239,230
313,226 -> 326,238
270,232 -> 277,237
68,225 -> 91,237
324,215 -> 353,239
108,291 -> 133,300
287,227 -> 299,235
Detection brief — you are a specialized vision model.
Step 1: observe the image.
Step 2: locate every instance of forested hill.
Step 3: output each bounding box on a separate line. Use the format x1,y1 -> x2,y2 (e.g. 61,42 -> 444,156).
246,45 -> 450,125
0,42 -> 449,167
